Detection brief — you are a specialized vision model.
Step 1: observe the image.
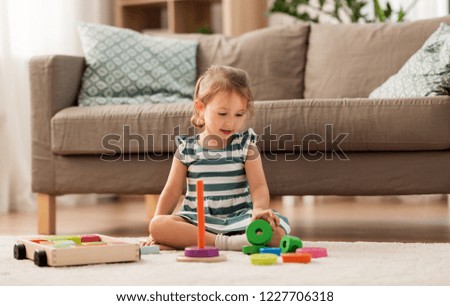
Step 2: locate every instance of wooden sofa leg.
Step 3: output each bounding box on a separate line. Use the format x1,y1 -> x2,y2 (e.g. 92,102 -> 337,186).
145,194 -> 157,220
38,194 -> 56,235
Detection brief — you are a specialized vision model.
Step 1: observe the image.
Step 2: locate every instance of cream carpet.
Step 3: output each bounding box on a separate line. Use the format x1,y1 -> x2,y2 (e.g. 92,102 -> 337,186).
2,236 -> 450,285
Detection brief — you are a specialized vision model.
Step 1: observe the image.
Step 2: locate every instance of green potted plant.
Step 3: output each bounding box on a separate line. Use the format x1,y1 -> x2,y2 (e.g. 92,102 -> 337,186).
269,0 -> 420,23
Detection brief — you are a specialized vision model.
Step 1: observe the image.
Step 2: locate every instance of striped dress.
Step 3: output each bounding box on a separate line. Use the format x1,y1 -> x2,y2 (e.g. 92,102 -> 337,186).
175,128 -> 290,235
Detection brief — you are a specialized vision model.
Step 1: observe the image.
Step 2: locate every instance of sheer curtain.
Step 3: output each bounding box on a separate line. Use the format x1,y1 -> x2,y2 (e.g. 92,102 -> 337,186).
0,0 -> 114,213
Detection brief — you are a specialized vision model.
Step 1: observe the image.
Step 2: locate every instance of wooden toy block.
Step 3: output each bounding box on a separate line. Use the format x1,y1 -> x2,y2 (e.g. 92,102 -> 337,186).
52,240 -> 76,246
242,245 -> 263,255
13,234 -> 140,267
280,235 -> 303,253
260,247 -> 282,256
81,234 -> 101,243
46,236 -> 82,244
246,219 -> 273,246
250,253 -> 278,265
281,253 -> 312,263
296,247 -> 328,258
140,245 -> 160,255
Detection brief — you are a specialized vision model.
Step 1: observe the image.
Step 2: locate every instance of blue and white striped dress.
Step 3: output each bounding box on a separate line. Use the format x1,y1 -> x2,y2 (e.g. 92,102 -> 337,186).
175,128 -> 290,235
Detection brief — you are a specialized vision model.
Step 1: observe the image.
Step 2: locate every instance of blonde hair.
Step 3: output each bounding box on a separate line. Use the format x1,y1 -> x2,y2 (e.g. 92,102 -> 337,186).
191,65 -> 254,128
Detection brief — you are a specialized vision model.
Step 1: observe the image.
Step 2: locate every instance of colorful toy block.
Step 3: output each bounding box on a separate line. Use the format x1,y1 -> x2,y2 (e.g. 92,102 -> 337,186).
246,219 -> 273,246
280,235 -> 303,253
250,253 -> 278,265
140,245 -> 160,255
81,234 -> 101,243
46,236 -> 82,244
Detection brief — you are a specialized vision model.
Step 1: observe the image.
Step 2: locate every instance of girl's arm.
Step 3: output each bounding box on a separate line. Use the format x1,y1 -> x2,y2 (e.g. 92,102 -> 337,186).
154,156 -> 187,216
245,144 -> 280,230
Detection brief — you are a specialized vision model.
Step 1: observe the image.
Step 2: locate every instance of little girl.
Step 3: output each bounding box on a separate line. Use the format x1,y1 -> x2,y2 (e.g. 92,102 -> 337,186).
144,65 -> 290,250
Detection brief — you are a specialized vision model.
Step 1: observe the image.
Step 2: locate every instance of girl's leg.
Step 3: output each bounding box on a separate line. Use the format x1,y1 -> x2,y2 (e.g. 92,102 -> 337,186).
148,215 -> 286,251
149,215 -> 216,250
267,226 -> 286,247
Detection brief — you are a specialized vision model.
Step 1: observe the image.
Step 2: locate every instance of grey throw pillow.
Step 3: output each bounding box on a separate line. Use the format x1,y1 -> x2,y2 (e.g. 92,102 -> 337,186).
369,22 -> 450,98
77,22 -> 198,106
196,24 -> 310,101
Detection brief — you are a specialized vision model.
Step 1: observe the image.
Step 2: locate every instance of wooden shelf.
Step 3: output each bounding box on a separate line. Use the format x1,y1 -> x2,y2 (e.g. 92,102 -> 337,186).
119,0 -> 168,6
115,0 -> 217,34
115,0 -> 268,36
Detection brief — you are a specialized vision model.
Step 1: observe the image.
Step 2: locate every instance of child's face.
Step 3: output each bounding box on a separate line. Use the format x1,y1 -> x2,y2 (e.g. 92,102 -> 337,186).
196,90 -> 247,146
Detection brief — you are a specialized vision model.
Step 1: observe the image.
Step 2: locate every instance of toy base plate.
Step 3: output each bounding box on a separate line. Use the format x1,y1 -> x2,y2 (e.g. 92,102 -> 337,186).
176,254 -> 227,263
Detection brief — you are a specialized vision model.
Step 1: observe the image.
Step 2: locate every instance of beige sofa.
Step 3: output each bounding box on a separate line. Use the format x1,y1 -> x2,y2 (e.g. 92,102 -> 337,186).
30,16 -> 450,234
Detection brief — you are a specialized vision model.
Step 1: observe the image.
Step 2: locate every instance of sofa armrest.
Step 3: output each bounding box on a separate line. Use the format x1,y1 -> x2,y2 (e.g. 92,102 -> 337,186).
29,55 -> 85,115
29,55 -> 85,194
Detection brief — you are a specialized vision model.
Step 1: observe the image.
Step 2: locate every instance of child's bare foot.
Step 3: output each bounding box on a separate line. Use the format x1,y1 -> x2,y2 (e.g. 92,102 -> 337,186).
139,236 -> 154,247
139,236 -> 177,250
139,240 -> 151,247
156,244 -> 177,251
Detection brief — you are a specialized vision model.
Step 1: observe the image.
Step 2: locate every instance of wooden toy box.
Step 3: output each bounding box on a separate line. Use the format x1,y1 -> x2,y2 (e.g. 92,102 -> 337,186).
14,234 -> 140,267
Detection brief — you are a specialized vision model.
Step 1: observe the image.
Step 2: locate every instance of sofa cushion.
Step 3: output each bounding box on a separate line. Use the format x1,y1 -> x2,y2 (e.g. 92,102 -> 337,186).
144,23 -> 309,100
51,103 -> 193,155
196,24 -> 309,101
369,23 -> 450,98
304,15 -> 450,99
77,22 -> 198,106
51,97 -> 450,155
159,24 -> 310,101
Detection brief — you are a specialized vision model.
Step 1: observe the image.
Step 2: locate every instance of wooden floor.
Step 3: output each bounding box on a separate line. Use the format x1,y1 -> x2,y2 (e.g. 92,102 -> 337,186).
1,195 -> 449,243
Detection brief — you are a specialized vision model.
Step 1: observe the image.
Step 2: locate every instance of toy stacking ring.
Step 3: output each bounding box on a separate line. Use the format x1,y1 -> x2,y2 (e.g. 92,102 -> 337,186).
242,245 -> 263,255
184,246 -> 220,258
260,247 -> 282,256
281,253 -> 312,263
246,220 -> 273,246
250,253 -> 278,265
296,247 -> 328,258
280,235 -> 303,253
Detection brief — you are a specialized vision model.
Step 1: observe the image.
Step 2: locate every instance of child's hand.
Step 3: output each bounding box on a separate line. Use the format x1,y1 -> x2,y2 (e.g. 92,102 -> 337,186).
252,209 -> 280,231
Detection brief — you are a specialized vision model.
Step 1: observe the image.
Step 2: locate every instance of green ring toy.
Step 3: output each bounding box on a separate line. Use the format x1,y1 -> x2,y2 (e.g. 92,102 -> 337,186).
242,245 -> 263,255
246,220 -> 273,246
280,235 -> 303,253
